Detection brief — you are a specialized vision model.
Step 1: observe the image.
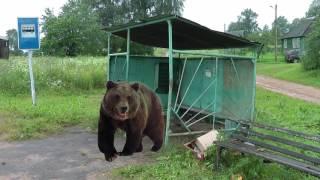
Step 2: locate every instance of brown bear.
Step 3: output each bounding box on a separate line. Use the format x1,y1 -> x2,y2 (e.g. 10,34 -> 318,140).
98,81 -> 164,162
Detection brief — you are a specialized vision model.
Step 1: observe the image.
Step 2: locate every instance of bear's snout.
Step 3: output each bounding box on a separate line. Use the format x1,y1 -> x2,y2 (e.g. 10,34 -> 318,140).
120,106 -> 128,113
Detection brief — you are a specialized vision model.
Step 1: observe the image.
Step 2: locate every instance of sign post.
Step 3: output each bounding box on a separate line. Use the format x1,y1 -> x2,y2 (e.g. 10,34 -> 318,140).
18,18 -> 40,105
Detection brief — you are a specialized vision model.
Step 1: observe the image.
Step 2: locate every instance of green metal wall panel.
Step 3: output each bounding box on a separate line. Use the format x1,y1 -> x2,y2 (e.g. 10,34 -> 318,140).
109,56 -> 178,108
109,55 -> 255,122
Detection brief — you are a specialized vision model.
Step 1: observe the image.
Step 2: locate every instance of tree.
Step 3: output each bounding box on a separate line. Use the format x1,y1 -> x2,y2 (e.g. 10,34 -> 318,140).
228,8 -> 259,37
6,29 -> 22,55
239,9 -> 259,35
306,0 -> 320,17
90,0 -> 185,26
41,0 -> 185,56
41,0 -> 107,56
302,16 -> 320,70
89,0 -> 185,55
273,16 -> 290,36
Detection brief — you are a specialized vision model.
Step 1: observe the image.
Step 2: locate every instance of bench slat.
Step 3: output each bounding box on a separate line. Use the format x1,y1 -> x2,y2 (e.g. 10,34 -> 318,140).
238,129 -> 320,153
232,135 -> 320,165
216,140 -> 320,177
226,119 -> 320,142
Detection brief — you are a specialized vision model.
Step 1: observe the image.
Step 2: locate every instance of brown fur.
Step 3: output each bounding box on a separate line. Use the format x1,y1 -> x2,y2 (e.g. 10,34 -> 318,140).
98,81 -> 164,162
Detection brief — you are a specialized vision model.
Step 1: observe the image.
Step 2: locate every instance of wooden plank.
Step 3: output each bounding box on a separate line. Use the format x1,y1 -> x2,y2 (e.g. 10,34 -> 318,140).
238,129 -> 320,153
216,140 -> 320,177
232,135 -> 320,165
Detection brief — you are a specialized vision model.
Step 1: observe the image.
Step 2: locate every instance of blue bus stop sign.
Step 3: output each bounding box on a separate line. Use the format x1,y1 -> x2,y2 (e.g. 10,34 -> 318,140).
18,18 -> 40,50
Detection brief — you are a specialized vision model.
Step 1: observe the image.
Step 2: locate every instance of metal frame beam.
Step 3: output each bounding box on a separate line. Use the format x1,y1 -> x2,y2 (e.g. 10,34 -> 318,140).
126,29 -> 130,81
165,20 -> 173,145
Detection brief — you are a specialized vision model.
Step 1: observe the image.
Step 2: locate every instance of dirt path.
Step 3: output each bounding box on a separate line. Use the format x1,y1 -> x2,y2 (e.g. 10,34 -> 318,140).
0,127 -> 154,180
256,75 -> 320,104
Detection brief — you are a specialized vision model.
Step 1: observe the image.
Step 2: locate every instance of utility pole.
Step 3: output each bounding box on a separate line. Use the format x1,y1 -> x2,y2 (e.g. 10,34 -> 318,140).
275,4 -> 278,63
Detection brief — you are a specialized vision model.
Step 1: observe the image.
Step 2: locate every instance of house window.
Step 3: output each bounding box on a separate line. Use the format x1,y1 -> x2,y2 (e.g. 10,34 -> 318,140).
292,38 -> 300,49
296,38 -> 300,48
284,39 -> 287,48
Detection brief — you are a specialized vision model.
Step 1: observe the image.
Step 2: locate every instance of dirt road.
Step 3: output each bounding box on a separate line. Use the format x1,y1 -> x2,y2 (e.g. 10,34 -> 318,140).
256,75 -> 320,104
0,127 -> 154,180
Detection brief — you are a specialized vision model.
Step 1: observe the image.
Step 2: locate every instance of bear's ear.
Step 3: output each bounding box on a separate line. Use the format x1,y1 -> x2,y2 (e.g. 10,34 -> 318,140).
131,83 -> 139,91
106,81 -> 117,90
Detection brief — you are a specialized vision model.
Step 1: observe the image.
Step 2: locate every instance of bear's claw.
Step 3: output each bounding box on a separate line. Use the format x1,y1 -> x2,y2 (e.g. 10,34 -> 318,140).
105,153 -> 118,162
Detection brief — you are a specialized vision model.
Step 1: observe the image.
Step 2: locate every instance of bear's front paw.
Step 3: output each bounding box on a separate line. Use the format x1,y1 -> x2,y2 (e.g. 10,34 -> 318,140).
151,145 -> 161,152
104,152 -> 118,162
119,151 -> 133,156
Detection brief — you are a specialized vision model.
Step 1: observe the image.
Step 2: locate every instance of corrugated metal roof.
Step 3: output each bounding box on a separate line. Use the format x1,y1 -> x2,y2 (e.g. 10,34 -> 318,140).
281,19 -> 314,39
103,14 -> 259,50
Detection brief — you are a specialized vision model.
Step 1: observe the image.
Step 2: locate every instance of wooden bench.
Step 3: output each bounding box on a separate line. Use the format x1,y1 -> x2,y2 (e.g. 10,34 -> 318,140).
215,119 -> 320,178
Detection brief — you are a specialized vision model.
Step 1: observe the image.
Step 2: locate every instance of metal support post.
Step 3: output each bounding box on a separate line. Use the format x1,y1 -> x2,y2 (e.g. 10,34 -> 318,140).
165,20 -> 173,145
126,29 -> 130,81
27,50 -> 36,105
107,33 -> 111,80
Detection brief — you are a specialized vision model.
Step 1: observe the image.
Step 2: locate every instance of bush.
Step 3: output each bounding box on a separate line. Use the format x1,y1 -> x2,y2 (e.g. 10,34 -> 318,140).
302,17 -> 320,70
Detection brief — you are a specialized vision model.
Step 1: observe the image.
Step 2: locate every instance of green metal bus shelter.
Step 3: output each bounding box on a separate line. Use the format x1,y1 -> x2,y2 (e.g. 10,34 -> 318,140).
103,15 -> 260,145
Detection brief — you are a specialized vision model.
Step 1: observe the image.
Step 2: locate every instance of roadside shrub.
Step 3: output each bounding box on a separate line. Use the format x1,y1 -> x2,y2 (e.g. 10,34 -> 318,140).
302,17 -> 320,70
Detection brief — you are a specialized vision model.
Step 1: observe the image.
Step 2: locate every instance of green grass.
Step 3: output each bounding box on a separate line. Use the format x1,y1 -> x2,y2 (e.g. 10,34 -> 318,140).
0,56 -> 106,94
114,88 -> 320,180
0,56 -> 107,140
0,90 -> 103,140
258,52 -> 285,63
257,63 -> 320,89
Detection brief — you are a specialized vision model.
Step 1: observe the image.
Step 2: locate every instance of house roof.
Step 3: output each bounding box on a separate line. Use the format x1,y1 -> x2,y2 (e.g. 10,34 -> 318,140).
103,14 -> 259,50
281,18 -> 314,39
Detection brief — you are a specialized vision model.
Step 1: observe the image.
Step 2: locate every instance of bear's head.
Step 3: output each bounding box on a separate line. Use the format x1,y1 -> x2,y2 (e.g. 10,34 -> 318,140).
102,81 -> 140,121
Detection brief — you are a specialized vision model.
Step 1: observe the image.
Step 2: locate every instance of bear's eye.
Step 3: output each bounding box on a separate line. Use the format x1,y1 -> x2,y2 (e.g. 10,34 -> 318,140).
115,94 -> 120,100
127,96 -> 131,101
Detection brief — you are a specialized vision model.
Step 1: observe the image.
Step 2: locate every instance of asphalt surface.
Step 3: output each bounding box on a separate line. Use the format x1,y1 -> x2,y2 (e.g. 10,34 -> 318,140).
0,127 -> 154,180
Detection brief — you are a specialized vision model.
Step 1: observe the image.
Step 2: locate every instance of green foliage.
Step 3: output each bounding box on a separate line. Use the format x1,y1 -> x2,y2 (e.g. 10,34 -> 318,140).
41,0 -> 185,56
89,0 -> 185,56
306,0 -> 320,17
6,29 -> 23,55
0,56 -> 106,95
273,16 -> 290,36
41,1 -> 107,56
302,17 -> 320,70
90,0 -> 185,26
228,8 -> 259,37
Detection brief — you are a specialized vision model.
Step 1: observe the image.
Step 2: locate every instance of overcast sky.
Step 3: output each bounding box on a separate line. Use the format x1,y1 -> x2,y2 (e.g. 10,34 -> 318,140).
0,0 -> 313,36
